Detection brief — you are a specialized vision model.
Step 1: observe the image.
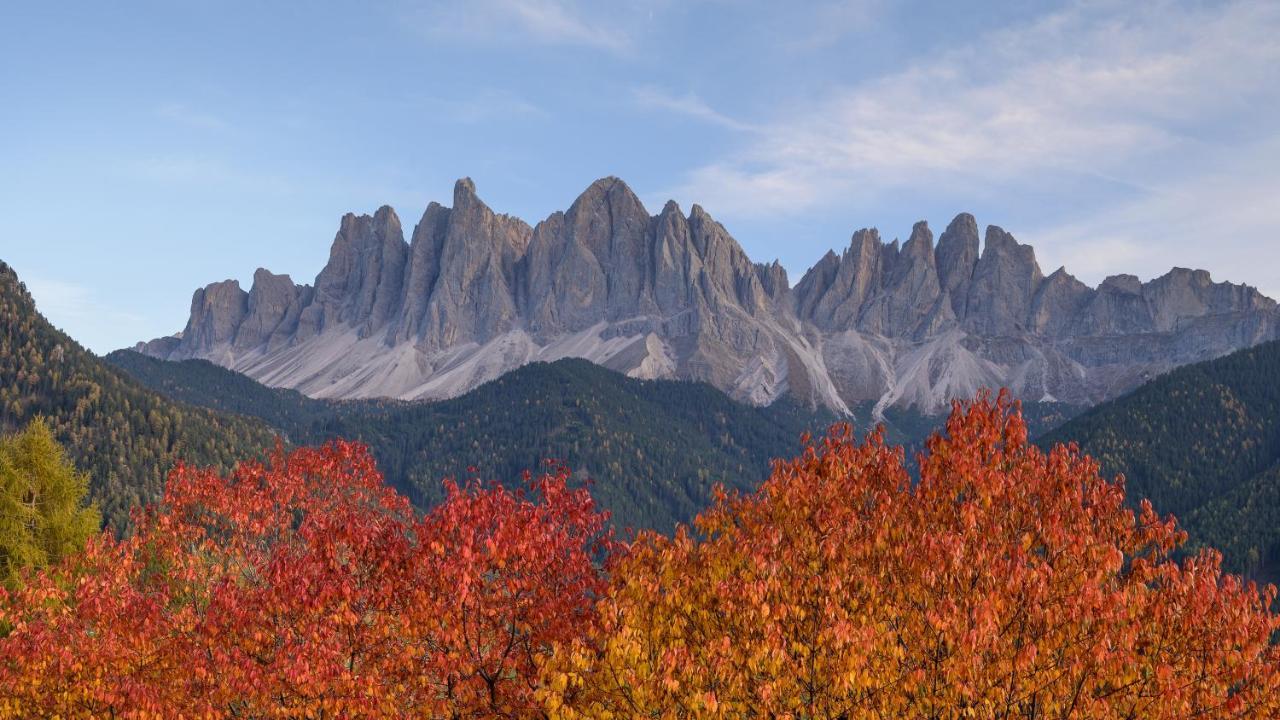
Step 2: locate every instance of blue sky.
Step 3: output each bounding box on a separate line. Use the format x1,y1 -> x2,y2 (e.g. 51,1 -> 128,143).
3,0 -> 1278,353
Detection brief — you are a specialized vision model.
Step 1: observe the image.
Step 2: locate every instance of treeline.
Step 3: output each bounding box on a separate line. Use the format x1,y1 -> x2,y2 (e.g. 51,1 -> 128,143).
107,351 -> 831,532
2,395 -> 1277,718
1042,339 -> 1280,580
0,262 -> 278,530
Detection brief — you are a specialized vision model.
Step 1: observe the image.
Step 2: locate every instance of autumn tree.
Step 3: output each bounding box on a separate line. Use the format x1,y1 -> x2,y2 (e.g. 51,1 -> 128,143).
0,442 -> 613,718
409,466 -> 617,716
542,392 -> 1280,719
0,418 -> 99,588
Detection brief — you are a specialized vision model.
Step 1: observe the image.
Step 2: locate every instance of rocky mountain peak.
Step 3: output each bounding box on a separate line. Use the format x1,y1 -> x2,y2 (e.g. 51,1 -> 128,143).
847,227 -> 881,258
138,178 -> 1280,415
1100,274 -> 1142,294
755,260 -> 789,299
935,212 -> 980,315
962,226 -> 1044,335
454,176 -> 477,204
905,221 -> 933,255
177,279 -> 248,359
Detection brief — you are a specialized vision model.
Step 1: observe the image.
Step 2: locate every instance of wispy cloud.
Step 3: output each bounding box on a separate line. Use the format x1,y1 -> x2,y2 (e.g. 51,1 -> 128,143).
156,102 -> 229,131
401,0 -> 642,54
120,155 -> 296,195
785,0 -> 884,49
631,86 -> 756,131
421,89 -> 548,124
1026,134 -> 1280,300
665,1 -> 1280,218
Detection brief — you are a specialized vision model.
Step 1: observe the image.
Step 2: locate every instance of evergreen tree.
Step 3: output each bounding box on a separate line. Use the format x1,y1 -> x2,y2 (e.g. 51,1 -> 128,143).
0,418 -> 99,587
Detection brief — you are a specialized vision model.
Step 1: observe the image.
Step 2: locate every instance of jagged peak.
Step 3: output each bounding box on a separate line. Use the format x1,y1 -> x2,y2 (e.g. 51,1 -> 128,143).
980,225 -> 1040,267
585,175 -> 635,199
904,220 -> 934,256
1100,274 -> 1142,294
251,267 -> 293,284
982,225 -> 1016,251
1155,266 -> 1212,284
846,227 -> 881,256
568,176 -> 647,219
937,214 -> 979,254
337,206 -> 400,233
586,175 -> 626,191
754,259 -> 790,296
453,177 -> 502,218
200,278 -> 243,292
688,203 -> 732,235
454,177 -> 476,201
945,212 -> 977,233
1041,266 -> 1089,292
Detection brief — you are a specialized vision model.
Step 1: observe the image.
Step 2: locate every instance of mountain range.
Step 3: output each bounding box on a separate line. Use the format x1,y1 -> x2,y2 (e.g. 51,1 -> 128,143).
1,257 -> 831,532
7,251 -> 1279,576
136,177 -> 1280,415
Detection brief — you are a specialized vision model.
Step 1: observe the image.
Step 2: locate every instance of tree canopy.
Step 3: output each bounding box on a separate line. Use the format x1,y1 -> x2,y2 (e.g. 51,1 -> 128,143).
1,393 -> 1277,718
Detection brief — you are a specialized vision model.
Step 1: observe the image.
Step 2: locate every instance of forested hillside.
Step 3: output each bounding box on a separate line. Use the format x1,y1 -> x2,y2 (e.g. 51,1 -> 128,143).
108,351 -> 833,531
1041,339 -> 1280,579
0,261 -> 279,529
104,349 -> 331,432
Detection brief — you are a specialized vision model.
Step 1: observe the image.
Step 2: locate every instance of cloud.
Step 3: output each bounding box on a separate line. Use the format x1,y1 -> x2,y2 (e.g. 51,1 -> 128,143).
422,89 -> 548,124
630,86 -> 756,131
402,0 -> 643,53
1026,134 -> 1280,300
665,0 -> 1280,218
785,0 -> 884,49
156,102 -> 229,131
120,155 -> 296,195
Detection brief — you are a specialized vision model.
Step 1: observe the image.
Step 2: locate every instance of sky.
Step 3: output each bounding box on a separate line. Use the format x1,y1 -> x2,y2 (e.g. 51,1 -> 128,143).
2,0 -> 1278,354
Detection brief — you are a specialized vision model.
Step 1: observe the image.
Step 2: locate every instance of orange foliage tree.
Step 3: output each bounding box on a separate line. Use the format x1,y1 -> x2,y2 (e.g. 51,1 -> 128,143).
0,442 -> 614,718
542,392 -> 1280,719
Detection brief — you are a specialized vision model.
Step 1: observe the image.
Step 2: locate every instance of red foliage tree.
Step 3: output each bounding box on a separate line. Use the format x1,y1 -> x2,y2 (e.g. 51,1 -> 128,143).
0,442 -> 614,718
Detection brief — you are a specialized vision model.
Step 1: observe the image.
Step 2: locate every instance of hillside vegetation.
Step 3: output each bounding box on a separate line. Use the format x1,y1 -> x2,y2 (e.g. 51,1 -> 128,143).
1041,339 -> 1280,579
107,351 -> 833,532
0,262 -> 278,529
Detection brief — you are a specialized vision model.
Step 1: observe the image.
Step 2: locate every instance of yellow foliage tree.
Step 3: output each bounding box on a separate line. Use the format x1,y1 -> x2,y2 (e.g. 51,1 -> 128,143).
542,392 -> 1280,719
0,418 -> 100,588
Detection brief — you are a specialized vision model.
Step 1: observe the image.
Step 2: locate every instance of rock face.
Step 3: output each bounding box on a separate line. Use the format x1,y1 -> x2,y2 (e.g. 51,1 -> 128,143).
136,177 -> 1280,415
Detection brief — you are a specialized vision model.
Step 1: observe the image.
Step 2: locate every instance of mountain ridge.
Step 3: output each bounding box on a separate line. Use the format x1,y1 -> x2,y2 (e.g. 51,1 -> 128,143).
137,177 -> 1280,414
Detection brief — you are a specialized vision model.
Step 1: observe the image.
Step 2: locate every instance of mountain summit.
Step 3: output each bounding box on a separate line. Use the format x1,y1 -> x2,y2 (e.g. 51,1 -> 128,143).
136,178 -> 1280,414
